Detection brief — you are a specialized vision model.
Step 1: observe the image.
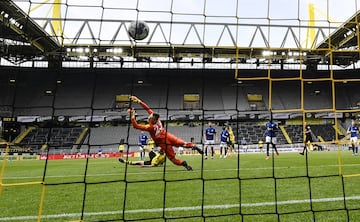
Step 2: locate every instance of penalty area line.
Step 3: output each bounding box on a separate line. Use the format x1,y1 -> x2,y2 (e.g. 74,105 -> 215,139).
0,195 -> 360,221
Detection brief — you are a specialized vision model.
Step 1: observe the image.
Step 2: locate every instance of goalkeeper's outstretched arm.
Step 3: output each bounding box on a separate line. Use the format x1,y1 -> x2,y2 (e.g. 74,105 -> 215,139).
130,95 -> 153,114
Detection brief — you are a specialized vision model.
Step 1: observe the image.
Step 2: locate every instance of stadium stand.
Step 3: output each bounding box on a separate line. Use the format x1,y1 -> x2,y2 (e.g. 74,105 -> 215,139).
335,82 -> 360,110
235,121 -> 287,145
285,124 -> 303,144
272,81 -> 301,110
18,127 -> 87,152
1,68 -> 360,116
12,70 -> 56,116
0,68 -> 352,151
310,124 -> 336,142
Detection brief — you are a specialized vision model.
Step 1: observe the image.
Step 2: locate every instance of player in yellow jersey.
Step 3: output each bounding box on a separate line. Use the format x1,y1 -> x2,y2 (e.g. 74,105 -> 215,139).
118,146 -> 165,167
226,126 -> 236,157
118,138 -> 125,157
258,139 -> 264,153
148,138 -> 155,149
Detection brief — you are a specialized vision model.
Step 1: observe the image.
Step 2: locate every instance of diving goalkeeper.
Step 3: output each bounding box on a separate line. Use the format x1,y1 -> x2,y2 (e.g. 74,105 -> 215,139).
128,95 -> 203,171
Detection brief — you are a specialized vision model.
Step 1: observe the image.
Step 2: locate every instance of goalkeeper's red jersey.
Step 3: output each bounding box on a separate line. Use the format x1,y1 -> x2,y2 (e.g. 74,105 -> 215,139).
130,101 -> 165,142
130,101 -> 193,149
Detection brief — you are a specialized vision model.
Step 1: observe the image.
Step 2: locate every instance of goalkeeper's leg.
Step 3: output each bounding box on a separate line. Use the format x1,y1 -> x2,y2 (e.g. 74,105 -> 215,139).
165,145 -> 193,171
168,156 -> 192,171
166,132 -> 203,154
182,141 -> 203,154
181,161 -> 193,171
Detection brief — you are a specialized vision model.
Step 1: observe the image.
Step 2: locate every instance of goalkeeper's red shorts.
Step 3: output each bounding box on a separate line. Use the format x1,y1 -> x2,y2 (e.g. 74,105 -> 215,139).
154,132 -> 194,160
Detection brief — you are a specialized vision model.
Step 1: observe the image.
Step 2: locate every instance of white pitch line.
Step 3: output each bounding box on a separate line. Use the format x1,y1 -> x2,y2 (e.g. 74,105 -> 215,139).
3,163 -> 360,180
0,195 -> 360,221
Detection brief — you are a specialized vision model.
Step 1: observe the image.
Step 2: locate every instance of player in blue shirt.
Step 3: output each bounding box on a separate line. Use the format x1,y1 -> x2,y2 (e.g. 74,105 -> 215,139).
265,119 -> 279,160
138,131 -> 148,160
347,119 -> 359,156
204,122 -> 216,159
97,146 -> 103,158
219,127 -> 230,158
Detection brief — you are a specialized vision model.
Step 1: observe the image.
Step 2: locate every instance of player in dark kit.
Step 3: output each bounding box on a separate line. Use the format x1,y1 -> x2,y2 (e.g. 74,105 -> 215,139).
300,122 -> 312,155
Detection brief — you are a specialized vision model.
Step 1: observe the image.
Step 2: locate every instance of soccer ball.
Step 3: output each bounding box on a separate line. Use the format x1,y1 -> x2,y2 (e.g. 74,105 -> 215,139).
128,20 -> 149,40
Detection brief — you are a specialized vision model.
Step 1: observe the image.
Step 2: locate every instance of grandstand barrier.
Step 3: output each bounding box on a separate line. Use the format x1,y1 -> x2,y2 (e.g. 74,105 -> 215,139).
39,152 -> 134,160
0,152 -> 135,160
0,153 -> 39,160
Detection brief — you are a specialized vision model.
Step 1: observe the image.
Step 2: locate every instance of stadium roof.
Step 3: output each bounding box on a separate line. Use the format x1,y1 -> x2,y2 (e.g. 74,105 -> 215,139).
316,10 -> 360,50
0,0 -> 359,68
314,9 -> 360,66
0,0 -> 59,56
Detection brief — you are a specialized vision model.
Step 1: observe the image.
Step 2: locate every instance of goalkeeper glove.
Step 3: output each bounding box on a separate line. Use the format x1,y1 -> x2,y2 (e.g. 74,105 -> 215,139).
130,96 -> 142,103
127,108 -> 135,119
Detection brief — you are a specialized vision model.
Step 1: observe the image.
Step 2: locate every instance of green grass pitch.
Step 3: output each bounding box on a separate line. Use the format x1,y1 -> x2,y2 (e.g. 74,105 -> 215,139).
1,151 -> 360,221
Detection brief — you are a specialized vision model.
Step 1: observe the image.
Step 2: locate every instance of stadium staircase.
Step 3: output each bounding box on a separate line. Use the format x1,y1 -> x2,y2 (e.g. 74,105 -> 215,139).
332,124 -> 345,139
279,125 -> 292,144
72,128 -> 89,150
317,135 -> 325,142
0,127 -> 36,154
13,126 -> 35,144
